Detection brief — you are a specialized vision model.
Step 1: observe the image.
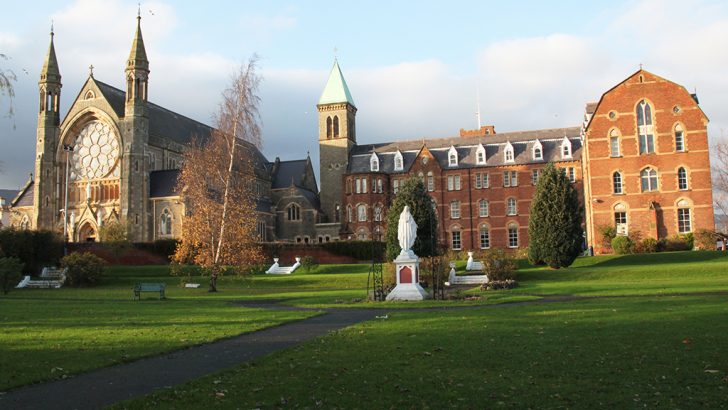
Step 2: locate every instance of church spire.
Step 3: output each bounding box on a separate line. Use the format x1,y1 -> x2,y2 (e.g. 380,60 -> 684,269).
40,27 -> 61,85
318,59 -> 355,107
125,13 -> 149,110
39,26 -> 61,119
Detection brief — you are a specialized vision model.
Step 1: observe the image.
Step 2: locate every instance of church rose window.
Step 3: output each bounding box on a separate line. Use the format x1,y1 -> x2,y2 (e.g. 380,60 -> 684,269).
69,121 -> 120,181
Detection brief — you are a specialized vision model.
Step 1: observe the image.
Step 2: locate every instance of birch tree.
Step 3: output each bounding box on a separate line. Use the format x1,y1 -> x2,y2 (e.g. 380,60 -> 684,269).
172,58 -> 264,291
713,140 -> 728,233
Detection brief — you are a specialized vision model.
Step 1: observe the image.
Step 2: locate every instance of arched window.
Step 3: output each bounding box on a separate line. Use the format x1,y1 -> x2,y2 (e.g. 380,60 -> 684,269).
334,204 -> 341,223
377,178 -> 383,193
394,151 -> 404,171
374,204 -> 383,222
347,205 -> 353,223
561,137 -> 572,159
287,204 -> 301,221
357,204 -> 367,222
532,140 -> 543,161
448,146 -> 458,167
640,167 -> 658,192
476,143 -> 486,165
326,116 -> 332,139
613,171 -> 623,194
507,223 -> 519,248
677,167 -> 688,190
333,116 -> 340,138
427,172 -> 434,192
370,153 -> 379,172
677,199 -> 692,233
614,203 -> 628,236
357,228 -> 368,240
637,100 -> 655,154
609,129 -> 620,157
479,224 -> 490,249
20,215 -> 30,230
451,226 -> 462,250
504,142 -> 514,163
479,199 -> 489,217
160,209 -> 172,235
506,197 -> 517,215
355,178 -> 361,193
675,124 -> 685,152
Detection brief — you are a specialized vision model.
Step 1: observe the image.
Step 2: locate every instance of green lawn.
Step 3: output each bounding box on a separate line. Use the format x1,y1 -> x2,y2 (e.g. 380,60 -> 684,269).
117,295 -> 728,409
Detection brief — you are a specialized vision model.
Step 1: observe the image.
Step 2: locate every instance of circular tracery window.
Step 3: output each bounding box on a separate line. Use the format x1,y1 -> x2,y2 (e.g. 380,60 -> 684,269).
69,121 -> 120,180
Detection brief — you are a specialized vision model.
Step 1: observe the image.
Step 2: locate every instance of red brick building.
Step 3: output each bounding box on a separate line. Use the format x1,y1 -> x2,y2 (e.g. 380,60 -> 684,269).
316,63 -> 714,253
582,70 -> 714,253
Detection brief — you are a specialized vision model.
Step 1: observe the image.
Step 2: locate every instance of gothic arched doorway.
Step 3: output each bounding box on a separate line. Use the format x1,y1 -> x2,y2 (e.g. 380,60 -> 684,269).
78,222 -> 97,242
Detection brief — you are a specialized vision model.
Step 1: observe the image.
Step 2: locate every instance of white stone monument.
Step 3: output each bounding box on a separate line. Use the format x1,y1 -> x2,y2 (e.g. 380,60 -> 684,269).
386,206 -> 429,301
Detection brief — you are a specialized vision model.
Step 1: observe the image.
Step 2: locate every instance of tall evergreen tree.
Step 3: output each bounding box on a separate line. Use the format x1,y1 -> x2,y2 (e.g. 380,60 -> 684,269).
385,177 -> 438,260
528,163 -> 583,268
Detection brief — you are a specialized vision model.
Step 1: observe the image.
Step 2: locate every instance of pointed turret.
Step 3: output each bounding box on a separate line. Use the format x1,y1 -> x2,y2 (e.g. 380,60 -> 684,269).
40,30 -> 61,85
318,60 -> 356,107
125,13 -> 150,110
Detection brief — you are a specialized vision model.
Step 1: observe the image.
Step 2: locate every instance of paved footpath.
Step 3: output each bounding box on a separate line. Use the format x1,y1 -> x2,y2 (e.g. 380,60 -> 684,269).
0,306 -> 386,410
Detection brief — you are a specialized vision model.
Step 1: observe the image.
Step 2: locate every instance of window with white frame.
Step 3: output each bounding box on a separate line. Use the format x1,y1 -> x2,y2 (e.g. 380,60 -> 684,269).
448,146 -> 458,167
393,179 -> 399,194
532,169 -> 542,185
640,167 -> 659,192
532,140 -> 543,161
355,178 -> 361,193
568,167 -> 576,183
450,200 -> 461,219
370,153 -> 379,172
675,124 -> 685,152
507,197 -> 517,215
479,200 -> 489,217
447,175 -> 461,191
613,171 -> 623,194
610,129 -> 621,157
504,171 -> 517,187
479,225 -> 490,249
394,151 -> 404,171
561,137 -> 572,159
637,100 -> 655,154
614,207 -> 628,236
507,224 -> 519,248
504,142 -> 514,163
374,204 -> 382,221
476,144 -> 486,165
677,200 -> 692,233
362,178 -> 368,193
451,229 -> 462,250
427,172 -> 434,191
161,209 -> 173,235
677,167 -> 688,190
357,204 -> 367,222
377,178 -> 383,193
288,204 -> 301,221
347,205 -> 353,223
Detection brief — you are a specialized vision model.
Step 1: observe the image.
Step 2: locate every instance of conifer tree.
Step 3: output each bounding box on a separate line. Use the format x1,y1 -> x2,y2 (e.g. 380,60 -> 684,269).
528,163 -> 583,268
385,177 -> 438,260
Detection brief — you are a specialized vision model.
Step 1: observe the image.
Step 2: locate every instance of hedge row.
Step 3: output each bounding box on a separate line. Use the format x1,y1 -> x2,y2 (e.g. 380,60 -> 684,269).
0,229 -> 63,275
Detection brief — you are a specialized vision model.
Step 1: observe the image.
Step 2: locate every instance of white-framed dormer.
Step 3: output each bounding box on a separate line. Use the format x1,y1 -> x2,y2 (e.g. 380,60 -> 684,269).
448,145 -> 459,167
561,136 -> 572,159
504,141 -> 514,163
475,143 -> 486,165
370,152 -> 380,172
532,139 -> 543,161
393,150 -> 404,171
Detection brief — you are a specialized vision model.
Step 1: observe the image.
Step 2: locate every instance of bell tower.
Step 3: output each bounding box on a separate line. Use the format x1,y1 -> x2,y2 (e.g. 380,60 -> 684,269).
121,12 -> 150,241
317,59 -> 357,224
33,27 -> 62,229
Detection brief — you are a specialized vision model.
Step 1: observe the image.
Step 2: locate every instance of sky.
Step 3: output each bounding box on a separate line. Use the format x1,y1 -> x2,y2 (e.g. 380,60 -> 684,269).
2,0 -> 728,189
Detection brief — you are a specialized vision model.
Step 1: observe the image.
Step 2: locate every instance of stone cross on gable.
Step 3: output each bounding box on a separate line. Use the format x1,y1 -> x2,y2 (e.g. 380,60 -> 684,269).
89,65 -> 94,77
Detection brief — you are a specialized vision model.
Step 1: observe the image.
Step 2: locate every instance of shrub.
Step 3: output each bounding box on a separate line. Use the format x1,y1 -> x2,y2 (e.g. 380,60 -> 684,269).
638,238 -> 659,253
321,241 -> 385,261
0,229 -> 62,275
384,177 -> 438,260
611,236 -> 634,255
61,252 -> 106,287
694,229 -> 719,250
0,257 -> 24,295
480,249 -> 517,281
662,235 -> 692,252
301,256 -> 319,272
597,225 -> 617,250
481,279 -> 519,291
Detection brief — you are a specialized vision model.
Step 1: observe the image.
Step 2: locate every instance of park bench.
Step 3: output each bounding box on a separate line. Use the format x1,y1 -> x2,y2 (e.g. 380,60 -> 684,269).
133,283 -> 166,300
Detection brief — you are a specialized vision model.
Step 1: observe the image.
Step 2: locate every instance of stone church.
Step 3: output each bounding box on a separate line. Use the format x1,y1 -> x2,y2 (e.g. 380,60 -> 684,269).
11,16 -> 715,253
11,16 -> 320,243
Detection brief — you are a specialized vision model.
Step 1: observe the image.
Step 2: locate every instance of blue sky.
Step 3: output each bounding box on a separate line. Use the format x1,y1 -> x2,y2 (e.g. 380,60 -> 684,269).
2,0 -> 728,188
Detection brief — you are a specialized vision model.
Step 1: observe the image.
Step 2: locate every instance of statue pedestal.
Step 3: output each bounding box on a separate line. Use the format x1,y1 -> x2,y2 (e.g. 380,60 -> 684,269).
386,251 -> 429,301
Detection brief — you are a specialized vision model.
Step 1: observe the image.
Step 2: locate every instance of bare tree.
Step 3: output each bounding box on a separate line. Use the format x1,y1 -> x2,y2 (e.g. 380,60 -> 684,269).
0,54 -> 16,119
713,139 -> 728,232
172,58 -> 264,292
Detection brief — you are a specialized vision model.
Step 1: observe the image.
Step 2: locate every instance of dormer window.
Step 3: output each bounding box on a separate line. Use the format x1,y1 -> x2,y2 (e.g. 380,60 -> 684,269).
448,146 -> 458,167
561,137 -> 572,159
504,142 -> 514,163
393,151 -> 404,171
532,140 -> 543,161
475,143 -> 486,165
370,152 -> 379,172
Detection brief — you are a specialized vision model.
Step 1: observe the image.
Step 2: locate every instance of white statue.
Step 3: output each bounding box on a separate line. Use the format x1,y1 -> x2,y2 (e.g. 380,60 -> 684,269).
69,211 -> 76,228
397,205 -> 418,253
85,182 -> 91,202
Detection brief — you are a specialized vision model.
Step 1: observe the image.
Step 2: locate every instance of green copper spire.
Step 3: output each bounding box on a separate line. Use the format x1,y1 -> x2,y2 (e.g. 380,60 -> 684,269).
318,59 -> 355,107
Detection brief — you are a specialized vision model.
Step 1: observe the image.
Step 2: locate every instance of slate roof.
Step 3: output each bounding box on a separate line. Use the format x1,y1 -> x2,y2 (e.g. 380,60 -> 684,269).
94,80 -> 213,145
271,159 -> 308,189
0,189 -> 19,203
149,170 -> 180,198
12,181 -> 34,207
348,126 -> 582,174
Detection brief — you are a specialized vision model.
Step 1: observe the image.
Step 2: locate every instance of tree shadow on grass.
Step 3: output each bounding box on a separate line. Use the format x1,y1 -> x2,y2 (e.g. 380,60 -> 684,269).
588,251 -> 728,268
